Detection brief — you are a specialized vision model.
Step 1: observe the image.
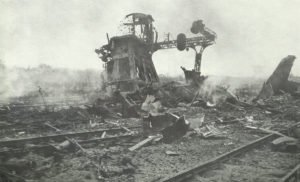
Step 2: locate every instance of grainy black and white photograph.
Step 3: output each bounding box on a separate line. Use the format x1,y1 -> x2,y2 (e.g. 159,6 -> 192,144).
0,0 -> 300,181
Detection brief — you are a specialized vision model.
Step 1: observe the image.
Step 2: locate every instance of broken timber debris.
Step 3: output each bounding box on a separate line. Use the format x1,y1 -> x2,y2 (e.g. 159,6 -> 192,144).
45,123 -> 87,152
129,112 -> 190,150
271,136 -> 299,152
165,150 -> 180,156
245,125 -> 299,152
128,135 -> 162,151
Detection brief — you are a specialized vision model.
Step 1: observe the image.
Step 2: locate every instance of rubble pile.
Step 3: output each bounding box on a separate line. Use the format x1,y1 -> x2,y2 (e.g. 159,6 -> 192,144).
1,65 -> 299,181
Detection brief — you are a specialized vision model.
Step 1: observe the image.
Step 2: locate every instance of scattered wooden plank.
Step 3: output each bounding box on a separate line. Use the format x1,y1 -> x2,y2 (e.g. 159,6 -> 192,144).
245,126 -> 288,137
129,135 -> 162,151
101,131 -> 106,138
165,150 -> 180,156
44,122 -> 61,132
105,120 -> 133,133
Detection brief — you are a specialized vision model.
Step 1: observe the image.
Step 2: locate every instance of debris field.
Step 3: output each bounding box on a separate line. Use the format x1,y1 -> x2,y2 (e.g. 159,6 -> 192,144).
0,13 -> 300,182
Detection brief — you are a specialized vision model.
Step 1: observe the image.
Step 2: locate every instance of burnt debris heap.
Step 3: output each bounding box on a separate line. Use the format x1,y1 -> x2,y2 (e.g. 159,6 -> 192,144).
95,13 -> 217,92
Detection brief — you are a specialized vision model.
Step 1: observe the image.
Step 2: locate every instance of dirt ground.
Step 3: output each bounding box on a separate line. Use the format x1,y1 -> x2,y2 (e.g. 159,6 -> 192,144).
0,79 -> 300,182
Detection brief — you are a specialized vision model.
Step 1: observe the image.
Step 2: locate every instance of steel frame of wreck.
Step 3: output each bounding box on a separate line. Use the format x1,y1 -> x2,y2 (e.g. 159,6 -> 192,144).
95,13 -> 217,92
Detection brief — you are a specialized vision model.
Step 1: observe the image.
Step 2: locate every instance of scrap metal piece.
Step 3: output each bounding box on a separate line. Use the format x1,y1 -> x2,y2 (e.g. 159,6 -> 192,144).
256,55 -> 297,100
161,114 -> 190,143
142,112 -> 190,143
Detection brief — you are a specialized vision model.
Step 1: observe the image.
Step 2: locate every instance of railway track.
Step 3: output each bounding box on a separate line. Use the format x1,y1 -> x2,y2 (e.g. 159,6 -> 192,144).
0,123 -> 141,182
159,133 -> 299,182
280,164 -> 300,182
0,127 -> 132,146
0,126 -> 140,156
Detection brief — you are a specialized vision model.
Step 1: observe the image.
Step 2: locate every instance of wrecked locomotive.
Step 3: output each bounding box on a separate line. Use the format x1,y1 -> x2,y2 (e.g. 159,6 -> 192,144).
95,13 -> 217,92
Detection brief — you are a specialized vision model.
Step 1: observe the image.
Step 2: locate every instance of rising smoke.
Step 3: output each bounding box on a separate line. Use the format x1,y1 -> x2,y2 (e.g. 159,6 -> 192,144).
0,62 -> 103,104
1,0 -> 299,77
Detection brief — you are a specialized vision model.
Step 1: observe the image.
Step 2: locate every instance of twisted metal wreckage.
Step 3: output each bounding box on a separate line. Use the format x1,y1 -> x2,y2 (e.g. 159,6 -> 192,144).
95,13 -> 216,90
93,13 -> 299,143
94,13 -> 217,118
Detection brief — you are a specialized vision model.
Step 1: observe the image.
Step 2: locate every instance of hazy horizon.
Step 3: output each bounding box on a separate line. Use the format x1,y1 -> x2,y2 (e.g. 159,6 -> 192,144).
1,0 -> 300,77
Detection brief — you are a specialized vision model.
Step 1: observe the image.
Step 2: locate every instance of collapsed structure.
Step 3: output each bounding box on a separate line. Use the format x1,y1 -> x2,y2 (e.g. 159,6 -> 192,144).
93,13 -> 218,137
95,13 -> 217,91
256,55 -> 299,100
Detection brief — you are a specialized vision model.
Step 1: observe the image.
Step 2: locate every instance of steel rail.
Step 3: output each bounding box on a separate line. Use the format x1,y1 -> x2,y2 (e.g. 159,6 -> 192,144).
0,134 -> 138,156
0,127 -> 131,146
280,164 -> 300,182
159,133 -> 278,182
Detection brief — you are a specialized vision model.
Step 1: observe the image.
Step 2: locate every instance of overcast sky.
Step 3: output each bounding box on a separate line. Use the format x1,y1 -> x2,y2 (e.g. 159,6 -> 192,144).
1,0 -> 300,77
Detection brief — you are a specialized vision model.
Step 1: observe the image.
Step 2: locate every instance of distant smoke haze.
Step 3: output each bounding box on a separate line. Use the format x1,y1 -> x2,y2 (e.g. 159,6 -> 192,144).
1,0 -> 300,77
0,64 -> 102,102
